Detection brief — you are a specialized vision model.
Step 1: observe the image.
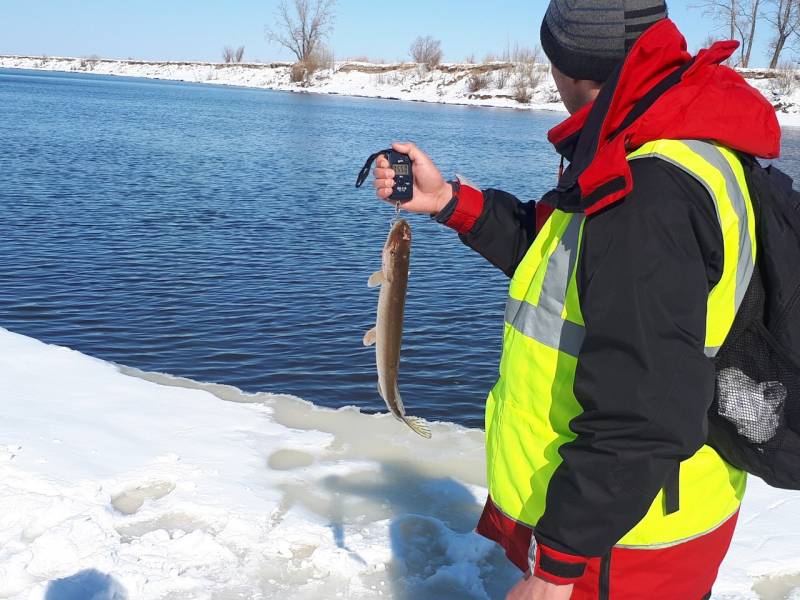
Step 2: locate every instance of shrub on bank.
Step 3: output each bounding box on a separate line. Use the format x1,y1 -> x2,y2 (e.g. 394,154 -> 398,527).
410,36 -> 443,70
468,73 -> 490,92
771,62 -> 799,97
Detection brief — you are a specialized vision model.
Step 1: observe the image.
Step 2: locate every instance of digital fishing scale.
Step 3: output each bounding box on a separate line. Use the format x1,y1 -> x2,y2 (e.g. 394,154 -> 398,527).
356,149 -> 414,203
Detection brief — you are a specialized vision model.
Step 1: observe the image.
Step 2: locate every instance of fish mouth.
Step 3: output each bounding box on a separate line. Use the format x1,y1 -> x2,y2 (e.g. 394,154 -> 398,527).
388,220 -> 412,245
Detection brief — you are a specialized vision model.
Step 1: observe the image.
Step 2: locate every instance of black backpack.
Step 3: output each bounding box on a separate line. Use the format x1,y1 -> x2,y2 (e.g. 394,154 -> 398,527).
708,156 -> 800,489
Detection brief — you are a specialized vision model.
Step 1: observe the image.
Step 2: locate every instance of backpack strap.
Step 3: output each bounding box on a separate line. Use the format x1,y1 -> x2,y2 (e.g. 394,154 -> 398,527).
628,139 -> 758,357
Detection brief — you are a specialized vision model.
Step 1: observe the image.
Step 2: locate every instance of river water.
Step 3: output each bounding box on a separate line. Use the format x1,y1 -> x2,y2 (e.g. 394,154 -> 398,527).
2,68 -> 800,431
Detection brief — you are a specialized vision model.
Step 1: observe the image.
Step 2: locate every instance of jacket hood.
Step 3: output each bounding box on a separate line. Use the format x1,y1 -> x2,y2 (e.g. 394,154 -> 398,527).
543,19 -> 781,215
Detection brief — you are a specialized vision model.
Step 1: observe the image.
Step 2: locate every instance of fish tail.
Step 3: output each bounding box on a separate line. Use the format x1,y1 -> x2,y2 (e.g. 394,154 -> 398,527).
402,416 -> 432,439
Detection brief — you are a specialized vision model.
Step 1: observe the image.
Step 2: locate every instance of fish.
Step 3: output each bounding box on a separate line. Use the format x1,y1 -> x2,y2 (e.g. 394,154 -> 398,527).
363,218 -> 431,439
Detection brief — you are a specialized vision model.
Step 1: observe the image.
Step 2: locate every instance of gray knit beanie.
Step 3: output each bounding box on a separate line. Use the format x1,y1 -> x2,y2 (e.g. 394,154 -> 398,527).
541,0 -> 668,82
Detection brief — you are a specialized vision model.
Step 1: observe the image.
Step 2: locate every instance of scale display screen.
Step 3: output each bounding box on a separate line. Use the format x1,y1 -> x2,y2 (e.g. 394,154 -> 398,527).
393,164 -> 410,176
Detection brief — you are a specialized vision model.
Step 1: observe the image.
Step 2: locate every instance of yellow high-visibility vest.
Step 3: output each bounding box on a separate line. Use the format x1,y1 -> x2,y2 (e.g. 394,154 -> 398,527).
486,140 -> 756,548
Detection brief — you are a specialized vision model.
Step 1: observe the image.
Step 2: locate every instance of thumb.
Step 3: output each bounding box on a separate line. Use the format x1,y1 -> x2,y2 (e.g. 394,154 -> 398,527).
392,142 -> 426,164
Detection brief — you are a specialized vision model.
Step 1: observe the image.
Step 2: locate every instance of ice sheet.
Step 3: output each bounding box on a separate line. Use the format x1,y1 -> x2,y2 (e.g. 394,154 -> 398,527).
0,327 -> 798,599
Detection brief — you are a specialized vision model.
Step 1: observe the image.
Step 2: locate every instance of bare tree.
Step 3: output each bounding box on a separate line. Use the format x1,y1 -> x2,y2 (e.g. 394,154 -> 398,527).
222,46 -> 246,63
266,0 -> 337,63
765,0 -> 800,69
692,0 -> 761,66
410,36 -> 443,69
735,0 -> 761,67
693,0 -> 738,43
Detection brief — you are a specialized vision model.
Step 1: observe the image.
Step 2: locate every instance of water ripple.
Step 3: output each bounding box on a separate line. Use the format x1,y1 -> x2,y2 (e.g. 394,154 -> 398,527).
4,68 -> 800,429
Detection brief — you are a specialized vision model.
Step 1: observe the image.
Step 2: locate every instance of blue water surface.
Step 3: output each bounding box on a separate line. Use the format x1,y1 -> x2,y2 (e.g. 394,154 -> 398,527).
2,68 -> 800,429
0,69 -> 564,428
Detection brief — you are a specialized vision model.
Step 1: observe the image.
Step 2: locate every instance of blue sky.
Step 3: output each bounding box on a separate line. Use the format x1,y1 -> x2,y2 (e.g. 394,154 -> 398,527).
0,1 -> 777,67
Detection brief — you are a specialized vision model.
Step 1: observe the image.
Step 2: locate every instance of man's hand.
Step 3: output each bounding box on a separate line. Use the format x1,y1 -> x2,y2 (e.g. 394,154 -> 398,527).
372,142 -> 453,215
506,572 -> 574,600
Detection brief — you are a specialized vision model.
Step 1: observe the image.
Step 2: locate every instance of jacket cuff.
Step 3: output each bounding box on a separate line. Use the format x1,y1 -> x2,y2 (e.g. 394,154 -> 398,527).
436,180 -> 485,235
531,539 -> 588,586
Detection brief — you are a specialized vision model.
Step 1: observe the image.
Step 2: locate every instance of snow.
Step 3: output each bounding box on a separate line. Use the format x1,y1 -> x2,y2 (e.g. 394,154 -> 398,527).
0,55 -> 563,116
0,327 -> 799,599
4,55 -> 800,127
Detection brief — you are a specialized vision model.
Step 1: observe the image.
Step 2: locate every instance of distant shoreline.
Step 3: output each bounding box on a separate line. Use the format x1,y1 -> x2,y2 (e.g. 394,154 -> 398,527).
0,54 -> 566,115
3,54 -> 800,127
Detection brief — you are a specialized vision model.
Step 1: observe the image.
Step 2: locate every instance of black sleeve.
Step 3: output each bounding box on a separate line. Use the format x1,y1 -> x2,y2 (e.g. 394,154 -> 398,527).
534,158 -> 725,557
436,188 -> 537,278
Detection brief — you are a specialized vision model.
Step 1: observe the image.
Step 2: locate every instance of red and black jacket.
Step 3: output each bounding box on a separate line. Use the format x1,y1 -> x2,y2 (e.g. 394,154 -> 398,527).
435,19 -> 780,582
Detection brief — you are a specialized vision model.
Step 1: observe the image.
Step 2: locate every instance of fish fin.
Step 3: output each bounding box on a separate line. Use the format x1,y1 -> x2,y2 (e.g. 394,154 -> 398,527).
392,384 -> 405,414
368,271 -> 385,288
377,381 -> 384,399
403,416 -> 432,439
363,327 -> 377,347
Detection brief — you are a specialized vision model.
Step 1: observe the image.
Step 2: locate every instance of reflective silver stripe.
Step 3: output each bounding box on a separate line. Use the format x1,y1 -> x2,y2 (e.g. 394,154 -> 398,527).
506,298 -> 586,358
681,140 -> 754,315
489,492 -> 737,553
505,214 -> 586,358
538,214 -> 584,317
630,141 -> 755,359
613,508 -> 740,550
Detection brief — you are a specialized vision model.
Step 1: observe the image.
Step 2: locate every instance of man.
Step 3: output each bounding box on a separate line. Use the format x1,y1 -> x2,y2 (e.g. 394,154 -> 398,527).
372,2 -> 781,598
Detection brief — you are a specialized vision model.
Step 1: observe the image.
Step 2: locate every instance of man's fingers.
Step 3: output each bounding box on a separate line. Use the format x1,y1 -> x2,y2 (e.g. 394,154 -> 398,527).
376,155 -> 390,169
373,167 -> 396,179
372,178 -> 395,190
376,187 -> 393,200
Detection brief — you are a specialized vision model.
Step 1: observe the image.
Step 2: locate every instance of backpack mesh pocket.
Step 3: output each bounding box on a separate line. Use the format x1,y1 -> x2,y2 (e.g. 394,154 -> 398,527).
716,365 -> 786,445
709,267 -> 800,488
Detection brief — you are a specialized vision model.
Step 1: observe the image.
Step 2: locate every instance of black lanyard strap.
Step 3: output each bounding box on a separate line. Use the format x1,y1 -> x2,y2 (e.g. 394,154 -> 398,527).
356,149 -> 393,188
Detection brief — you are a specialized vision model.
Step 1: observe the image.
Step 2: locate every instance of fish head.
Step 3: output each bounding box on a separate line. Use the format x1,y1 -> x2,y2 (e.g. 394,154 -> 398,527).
382,219 -> 412,272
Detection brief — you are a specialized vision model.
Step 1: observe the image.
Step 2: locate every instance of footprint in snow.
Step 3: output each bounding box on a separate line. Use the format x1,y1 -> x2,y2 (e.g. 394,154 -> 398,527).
111,481 -> 176,515
115,512 -> 212,543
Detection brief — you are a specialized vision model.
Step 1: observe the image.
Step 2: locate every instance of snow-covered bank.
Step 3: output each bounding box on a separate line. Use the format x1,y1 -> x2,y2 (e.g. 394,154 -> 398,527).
4,54 -> 800,126
0,326 -> 799,599
0,55 -> 563,114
